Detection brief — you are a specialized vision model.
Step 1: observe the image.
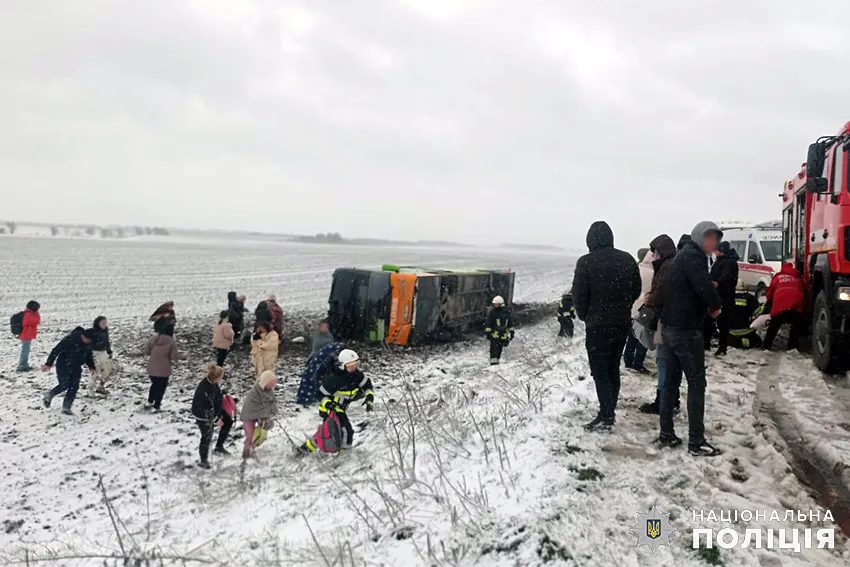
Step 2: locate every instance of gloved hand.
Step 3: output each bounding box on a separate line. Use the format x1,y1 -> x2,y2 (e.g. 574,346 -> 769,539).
364,400 -> 374,413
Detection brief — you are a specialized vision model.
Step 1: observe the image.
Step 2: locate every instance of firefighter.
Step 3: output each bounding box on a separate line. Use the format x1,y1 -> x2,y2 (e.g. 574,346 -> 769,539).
557,292 -> 576,338
486,296 -> 515,365
299,349 -> 374,453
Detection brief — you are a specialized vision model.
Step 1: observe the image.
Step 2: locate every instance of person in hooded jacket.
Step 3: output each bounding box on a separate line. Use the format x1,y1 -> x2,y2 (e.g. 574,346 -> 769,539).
227,292 -> 247,340
240,370 -> 279,458
623,248 -> 655,373
708,241 -> 739,355
191,363 -> 233,468
16,300 -> 41,372
571,221 -> 641,432
42,327 -> 96,415
763,263 -> 805,351
677,234 -> 691,251
638,234 -> 680,415
657,221 -> 723,457
311,319 -> 335,356
144,327 -> 184,411
88,316 -> 117,395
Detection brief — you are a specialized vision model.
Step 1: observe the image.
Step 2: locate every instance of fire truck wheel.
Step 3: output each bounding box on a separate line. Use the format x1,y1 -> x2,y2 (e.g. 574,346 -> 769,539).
812,291 -> 838,372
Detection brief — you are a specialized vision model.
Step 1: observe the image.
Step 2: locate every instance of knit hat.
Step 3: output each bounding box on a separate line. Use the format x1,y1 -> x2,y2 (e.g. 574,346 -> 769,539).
258,370 -> 277,390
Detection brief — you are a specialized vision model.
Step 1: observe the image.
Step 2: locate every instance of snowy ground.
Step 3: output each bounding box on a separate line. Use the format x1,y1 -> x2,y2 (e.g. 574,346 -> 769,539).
2,237 -> 849,566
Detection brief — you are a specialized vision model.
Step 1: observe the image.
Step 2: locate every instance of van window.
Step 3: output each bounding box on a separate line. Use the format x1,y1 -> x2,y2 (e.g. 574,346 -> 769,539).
746,242 -> 763,264
728,241 -> 747,259
760,240 -> 782,262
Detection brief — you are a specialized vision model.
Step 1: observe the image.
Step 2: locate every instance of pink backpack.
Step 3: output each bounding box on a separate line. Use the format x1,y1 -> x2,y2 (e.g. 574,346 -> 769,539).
312,411 -> 343,453
222,395 -> 237,418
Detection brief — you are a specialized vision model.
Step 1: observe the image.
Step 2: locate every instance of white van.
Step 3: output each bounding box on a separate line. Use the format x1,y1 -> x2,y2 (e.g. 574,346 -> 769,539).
718,221 -> 782,299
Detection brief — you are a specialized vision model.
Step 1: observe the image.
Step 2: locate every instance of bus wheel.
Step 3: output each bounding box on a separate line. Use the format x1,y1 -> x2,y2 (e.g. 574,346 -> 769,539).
812,291 -> 836,372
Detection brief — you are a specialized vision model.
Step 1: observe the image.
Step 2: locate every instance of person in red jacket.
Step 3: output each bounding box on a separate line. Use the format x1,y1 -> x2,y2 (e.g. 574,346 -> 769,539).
17,300 -> 41,372
763,263 -> 805,351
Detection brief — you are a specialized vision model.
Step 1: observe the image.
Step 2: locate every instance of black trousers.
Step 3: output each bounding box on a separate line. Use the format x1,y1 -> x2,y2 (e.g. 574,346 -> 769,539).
585,326 -> 629,421
764,311 -> 802,350
489,340 -> 504,364
558,318 -> 574,338
148,376 -> 169,409
338,411 -> 355,448
196,414 -> 233,462
215,348 -> 230,366
50,370 -> 82,410
716,309 -> 731,351
703,317 -> 715,349
660,326 -> 707,446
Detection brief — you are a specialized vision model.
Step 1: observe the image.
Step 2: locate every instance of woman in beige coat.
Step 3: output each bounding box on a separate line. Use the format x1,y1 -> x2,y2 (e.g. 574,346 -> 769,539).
251,321 -> 279,378
213,311 -> 235,367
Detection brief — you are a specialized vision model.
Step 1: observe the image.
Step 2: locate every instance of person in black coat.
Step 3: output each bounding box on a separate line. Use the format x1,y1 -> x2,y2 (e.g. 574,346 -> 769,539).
191,364 -> 233,468
42,327 -> 96,414
707,241 -> 739,355
658,221 -> 723,457
255,300 -> 273,326
556,292 -> 576,338
485,297 -> 515,364
227,292 -> 247,339
571,221 -> 641,432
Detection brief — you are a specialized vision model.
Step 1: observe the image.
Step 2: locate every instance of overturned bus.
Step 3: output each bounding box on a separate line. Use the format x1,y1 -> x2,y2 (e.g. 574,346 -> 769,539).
327,264 -> 516,346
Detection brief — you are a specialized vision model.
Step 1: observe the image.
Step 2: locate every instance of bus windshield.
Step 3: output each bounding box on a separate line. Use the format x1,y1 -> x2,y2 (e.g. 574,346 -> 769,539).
760,241 -> 782,262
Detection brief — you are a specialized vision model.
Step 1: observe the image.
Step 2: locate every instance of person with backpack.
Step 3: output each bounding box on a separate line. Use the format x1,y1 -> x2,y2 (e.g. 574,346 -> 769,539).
88,316 -> 117,395
571,221 -> 642,432
144,325 -> 184,411
42,327 -> 96,415
213,311 -> 235,366
12,300 -> 41,372
298,349 -> 374,454
240,370 -> 279,458
556,292 -> 576,338
191,363 -> 234,469
486,296 -> 515,365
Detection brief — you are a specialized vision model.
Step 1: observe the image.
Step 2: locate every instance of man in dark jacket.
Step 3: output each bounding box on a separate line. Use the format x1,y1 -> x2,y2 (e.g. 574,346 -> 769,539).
638,234 -> 679,415
42,327 -> 96,414
255,299 -> 273,326
708,241 -> 739,355
572,221 -> 641,431
227,292 -> 247,340
88,316 -> 116,395
658,221 -> 723,457
485,296 -> 515,364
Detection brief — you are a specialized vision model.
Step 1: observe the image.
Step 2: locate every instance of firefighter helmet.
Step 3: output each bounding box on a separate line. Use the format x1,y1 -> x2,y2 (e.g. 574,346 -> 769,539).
492,296 -> 505,306
338,349 -> 360,369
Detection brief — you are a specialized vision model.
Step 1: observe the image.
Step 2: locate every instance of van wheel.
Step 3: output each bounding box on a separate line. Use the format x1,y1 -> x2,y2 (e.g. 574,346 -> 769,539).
755,283 -> 767,303
812,291 -> 837,372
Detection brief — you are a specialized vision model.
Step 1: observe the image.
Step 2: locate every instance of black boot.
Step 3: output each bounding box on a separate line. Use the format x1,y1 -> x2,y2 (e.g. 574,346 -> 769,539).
654,435 -> 683,449
639,394 -> 660,414
584,415 -> 614,432
689,441 -> 721,457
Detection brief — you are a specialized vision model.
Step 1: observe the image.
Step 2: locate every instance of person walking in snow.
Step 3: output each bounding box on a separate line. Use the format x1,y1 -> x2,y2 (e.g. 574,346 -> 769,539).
657,221 -> 723,457
298,349 -> 374,454
485,296 -> 515,365
623,248 -> 654,373
213,310 -> 235,367
42,327 -> 96,415
88,316 -> 117,395
144,325 -> 184,411
572,221 -> 641,432
240,370 -> 279,459
708,241 -> 739,356
311,319 -> 335,356
638,234 -> 680,415
14,300 -> 41,372
762,263 -> 805,351
267,296 -> 284,339
191,364 -> 233,468
556,292 -> 576,338
227,292 -> 247,342
251,321 -> 279,379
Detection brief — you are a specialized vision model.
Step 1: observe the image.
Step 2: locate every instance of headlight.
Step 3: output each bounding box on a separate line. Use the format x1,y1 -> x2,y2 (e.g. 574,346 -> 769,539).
838,287 -> 850,301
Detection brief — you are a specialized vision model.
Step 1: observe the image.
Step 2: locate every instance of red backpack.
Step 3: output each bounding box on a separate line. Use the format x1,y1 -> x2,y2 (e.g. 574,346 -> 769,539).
312,411 -> 343,453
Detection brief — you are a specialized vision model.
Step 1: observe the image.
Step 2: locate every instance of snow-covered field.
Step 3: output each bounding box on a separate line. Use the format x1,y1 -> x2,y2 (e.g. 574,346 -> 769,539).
1,236 -> 848,566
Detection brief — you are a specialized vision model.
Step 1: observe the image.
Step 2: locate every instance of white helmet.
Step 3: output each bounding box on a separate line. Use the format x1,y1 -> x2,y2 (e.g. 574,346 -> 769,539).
338,349 -> 359,369
492,296 -> 505,306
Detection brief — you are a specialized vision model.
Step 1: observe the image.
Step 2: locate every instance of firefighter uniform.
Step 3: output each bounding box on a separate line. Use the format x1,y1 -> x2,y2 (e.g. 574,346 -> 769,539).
486,306 -> 515,365
302,359 -> 374,453
557,294 -> 576,338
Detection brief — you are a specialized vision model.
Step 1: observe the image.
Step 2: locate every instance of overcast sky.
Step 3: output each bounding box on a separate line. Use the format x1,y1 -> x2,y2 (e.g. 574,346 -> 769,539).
2,1 -> 848,250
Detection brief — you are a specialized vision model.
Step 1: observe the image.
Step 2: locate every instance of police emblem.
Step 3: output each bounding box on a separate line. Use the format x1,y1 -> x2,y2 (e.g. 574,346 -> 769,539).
631,506 -> 677,553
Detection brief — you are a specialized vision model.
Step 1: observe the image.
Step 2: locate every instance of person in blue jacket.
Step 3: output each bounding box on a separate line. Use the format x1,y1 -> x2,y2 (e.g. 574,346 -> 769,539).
42,327 -> 96,415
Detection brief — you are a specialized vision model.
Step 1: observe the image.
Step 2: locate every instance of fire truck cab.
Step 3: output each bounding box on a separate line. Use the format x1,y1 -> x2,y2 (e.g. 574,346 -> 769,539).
781,120 -> 850,371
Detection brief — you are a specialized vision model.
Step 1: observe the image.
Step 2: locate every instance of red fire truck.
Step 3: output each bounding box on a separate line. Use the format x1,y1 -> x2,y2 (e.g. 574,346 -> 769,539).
781,121 -> 850,371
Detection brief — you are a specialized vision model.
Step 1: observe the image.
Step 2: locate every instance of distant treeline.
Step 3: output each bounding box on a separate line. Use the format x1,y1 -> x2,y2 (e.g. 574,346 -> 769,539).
0,221 -> 170,238
292,232 -> 467,248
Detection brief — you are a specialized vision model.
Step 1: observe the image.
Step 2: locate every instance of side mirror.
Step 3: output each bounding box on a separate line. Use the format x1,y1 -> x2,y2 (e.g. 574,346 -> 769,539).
806,177 -> 829,193
749,255 -> 761,264
806,142 -> 826,178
